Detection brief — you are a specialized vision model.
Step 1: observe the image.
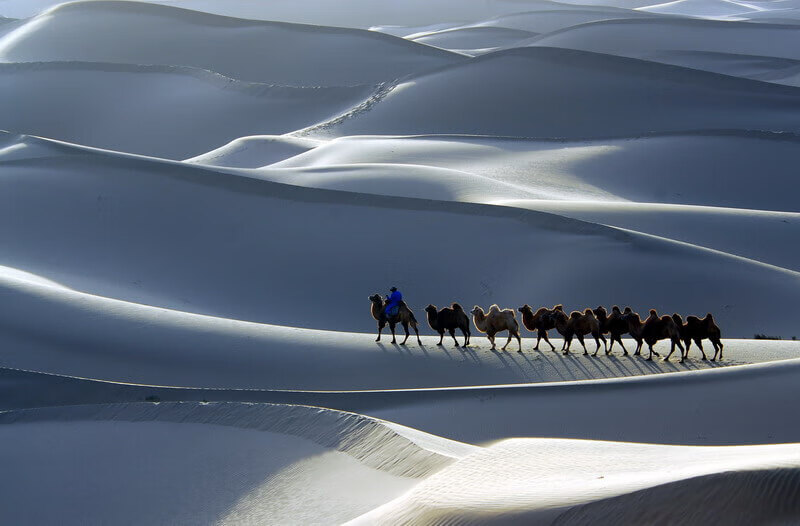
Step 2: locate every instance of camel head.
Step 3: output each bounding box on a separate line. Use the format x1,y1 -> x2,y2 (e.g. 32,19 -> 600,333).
518,304 -> 532,315
425,304 -> 437,314
368,294 -> 383,305
470,305 -> 484,317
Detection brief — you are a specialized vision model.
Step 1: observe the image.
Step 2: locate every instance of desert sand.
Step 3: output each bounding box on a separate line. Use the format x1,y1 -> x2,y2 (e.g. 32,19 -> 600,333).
1,0 -> 799,524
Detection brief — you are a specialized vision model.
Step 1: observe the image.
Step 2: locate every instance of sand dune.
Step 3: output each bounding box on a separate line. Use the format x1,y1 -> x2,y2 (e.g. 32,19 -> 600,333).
0,62 -> 374,158
0,402 -> 472,525
2,133 -> 798,341
638,0 -> 765,16
415,8 -> 657,45
184,135 -> 322,167
530,18 -> 800,62
272,132 -> 800,212
0,1 -> 463,86
302,47 -> 800,139
407,26 -> 537,54
352,439 -> 800,524
0,0 -> 598,27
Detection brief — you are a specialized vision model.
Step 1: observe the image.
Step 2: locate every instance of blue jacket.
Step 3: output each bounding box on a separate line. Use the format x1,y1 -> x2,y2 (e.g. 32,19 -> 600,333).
385,290 -> 402,313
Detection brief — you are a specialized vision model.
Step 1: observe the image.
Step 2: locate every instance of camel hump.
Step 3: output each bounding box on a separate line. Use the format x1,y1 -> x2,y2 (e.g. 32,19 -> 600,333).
584,308 -> 594,316
570,311 -> 582,319
554,304 -> 564,311
705,312 -> 714,321
612,305 -> 620,311
452,302 -> 464,312
649,309 -> 658,316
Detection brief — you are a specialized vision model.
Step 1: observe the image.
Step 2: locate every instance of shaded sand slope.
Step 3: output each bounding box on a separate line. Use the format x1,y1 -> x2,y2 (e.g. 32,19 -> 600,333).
3,354 -> 800,445
1,133 -> 798,338
0,1 -> 463,85
3,337 -> 799,407
304,48 -> 800,138
0,63 -> 373,158
0,402 -> 474,525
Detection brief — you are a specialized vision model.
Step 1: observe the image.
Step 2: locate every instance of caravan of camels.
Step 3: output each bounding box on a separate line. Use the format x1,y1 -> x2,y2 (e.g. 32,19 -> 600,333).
368,294 -> 723,363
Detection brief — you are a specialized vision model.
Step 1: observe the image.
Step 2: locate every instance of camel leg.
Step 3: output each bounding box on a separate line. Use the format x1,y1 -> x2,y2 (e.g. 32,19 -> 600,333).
664,341 -> 676,361
449,328 -> 459,347
437,331 -> 444,346
562,334 -> 572,355
399,322 -> 410,345
695,339 -> 707,360
412,322 -> 422,345
463,328 -> 471,347
515,330 -> 522,353
542,331 -> 555,351
616,335 -> 628,356
646,343 -> 655,361
488,331 -> 497,351
389,321 -> 398,344
578,335 -> 588,355
376,320 -> 387,342
501,331 -> 513,351
608,336 -> 615,352
592,333 -> 604,356
534,333 -> 542,351
677,339 -> 686,362
712,339 -> 723,361
633,339 -> 641,356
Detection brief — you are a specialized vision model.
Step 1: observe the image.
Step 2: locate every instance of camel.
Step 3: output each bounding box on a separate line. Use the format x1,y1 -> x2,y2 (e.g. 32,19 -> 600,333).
594,305 -> 630,355
625,309 -> 684,361
470,305 -> 522,352
673,313 -> 723,361
368,294 -> 422,345
622,307 -> 647,356
425,303 -> 471,347
518,304 -> 556,351
549,307 -> 606,356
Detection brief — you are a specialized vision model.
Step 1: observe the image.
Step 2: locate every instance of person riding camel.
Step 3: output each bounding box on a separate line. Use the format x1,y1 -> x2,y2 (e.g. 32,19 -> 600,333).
384,287 -> 403,319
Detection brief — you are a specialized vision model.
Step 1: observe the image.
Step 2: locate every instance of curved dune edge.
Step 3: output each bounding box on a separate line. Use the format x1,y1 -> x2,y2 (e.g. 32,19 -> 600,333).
349,438 -> 800,524
0,401 -> 476,477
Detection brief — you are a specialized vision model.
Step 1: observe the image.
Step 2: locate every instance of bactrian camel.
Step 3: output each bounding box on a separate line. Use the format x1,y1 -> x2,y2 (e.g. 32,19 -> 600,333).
471,305 -> 521,352
369,294 -> 422,345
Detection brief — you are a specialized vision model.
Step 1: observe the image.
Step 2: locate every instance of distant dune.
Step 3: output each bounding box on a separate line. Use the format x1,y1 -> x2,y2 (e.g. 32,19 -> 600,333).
0,1 -> 464,85
0,63 -> 374,158
306,47 -> 800,138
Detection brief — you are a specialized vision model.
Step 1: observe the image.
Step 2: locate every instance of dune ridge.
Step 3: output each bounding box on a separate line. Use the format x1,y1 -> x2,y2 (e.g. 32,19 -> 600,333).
0,401 -> 475,476
0,1 -> 464,86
